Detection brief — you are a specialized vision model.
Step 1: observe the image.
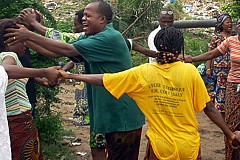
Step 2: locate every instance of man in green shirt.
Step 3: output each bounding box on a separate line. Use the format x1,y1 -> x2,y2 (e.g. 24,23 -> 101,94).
6,1 -> 145,159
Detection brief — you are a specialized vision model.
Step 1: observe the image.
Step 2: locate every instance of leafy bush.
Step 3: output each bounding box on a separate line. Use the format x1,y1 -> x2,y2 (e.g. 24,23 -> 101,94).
220,1 -> 240,20
0,0 -> 55,26
184,30 -> 212,67
35,113 -> 64,143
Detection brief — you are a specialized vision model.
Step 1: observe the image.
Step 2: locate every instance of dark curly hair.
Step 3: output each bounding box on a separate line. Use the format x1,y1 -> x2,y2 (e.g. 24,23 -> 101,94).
0,18 -> 19,52
75,9 -> 84,25
154,27 -> 184,64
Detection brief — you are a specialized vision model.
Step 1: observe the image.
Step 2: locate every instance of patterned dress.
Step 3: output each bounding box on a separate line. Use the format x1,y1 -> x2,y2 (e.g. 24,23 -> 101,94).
73,63 -> 90,125
208,34 -> 230,112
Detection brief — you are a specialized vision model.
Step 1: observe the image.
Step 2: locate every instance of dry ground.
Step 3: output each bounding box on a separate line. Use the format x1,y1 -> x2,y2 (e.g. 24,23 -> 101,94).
56,83 -> 225,160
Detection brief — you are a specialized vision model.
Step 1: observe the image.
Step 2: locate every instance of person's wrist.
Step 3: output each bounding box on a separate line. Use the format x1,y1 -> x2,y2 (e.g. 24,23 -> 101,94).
30,20 -> 39,27
206,68 -> 211,71
191,57 -> 194,62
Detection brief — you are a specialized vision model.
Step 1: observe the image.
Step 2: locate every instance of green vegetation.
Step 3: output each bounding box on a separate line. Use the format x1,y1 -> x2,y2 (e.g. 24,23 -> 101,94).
220,1 -> 240,20
1,0 -> 239,159
184,30 -> 212,67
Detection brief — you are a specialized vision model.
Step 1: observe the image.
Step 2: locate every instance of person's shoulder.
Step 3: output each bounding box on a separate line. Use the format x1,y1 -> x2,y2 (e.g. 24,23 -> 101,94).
149,26 -> 161,36
229,35 -> 238,40
179,61 -> 197,70
1,52 -> 18,58
97,24 -> 123,41
223,35 -> 238,44
130,63 -> 150,71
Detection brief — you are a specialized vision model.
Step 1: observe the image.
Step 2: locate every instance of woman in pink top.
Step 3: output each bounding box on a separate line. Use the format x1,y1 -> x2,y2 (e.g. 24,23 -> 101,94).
185,19 -> 240,159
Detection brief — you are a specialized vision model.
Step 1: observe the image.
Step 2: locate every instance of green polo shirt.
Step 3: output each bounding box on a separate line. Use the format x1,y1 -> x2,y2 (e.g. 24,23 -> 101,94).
72,23 -> 145,133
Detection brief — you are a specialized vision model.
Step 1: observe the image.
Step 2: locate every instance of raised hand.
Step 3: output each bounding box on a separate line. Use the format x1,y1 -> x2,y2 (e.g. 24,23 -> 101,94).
19,9 -> 37,26
4,25 -> 31,45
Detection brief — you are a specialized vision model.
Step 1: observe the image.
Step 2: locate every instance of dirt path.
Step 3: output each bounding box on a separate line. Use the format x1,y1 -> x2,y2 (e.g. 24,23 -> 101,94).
57,83 -> 225,160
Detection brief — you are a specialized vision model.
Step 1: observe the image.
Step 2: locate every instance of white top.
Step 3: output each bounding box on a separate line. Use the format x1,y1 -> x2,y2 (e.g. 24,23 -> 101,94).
0,66 -> 11,160
148,25 -> 161,63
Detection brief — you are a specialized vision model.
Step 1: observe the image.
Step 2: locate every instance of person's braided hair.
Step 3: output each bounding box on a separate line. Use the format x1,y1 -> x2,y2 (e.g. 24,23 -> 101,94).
0,19 -> 19,52
154,27 -> 184,64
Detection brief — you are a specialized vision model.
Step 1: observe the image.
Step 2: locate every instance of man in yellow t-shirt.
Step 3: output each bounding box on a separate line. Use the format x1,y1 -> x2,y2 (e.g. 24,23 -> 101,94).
59,27 -> 240,159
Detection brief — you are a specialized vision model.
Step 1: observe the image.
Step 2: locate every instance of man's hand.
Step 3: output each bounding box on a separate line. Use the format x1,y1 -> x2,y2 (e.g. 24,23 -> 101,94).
4,25 -> 31,45
43,66 -> 62,85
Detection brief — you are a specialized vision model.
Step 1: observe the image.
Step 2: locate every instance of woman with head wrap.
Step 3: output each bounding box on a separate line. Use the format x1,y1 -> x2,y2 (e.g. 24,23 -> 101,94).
205,13 -> 234,119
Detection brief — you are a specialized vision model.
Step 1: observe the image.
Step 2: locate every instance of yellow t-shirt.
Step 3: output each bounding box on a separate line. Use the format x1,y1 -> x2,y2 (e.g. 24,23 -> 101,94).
103,61 -> 210,160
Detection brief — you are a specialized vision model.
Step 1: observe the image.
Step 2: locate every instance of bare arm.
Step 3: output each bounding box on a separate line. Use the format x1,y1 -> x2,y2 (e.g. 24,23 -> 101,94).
133,42 -> 156,57
192,48 -> 222,62
205,59 -> 212,77
204,101 -> 235,142
205,59 -> 212,69
205,36 -> 218,76
27,20 -> 47,36
60,70 -> 104,86
5,27 -> 80,57
27,41 -> 62,58
19,9 -> 48,36
2,56 -> 61,84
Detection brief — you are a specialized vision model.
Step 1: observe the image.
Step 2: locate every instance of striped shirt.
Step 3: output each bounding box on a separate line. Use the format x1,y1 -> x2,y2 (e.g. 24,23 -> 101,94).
217,35 -> 240,83
0,52 -> 31,116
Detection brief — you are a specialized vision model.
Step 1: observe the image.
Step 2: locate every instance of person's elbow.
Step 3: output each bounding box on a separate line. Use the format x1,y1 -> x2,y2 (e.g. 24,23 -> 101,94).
62,45 -> 80,57
203,101 -> 216,114
210,48 -> 222,59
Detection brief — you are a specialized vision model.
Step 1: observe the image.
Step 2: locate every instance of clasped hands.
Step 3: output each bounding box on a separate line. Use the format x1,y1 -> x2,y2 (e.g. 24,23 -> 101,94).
42,67 -> 70,87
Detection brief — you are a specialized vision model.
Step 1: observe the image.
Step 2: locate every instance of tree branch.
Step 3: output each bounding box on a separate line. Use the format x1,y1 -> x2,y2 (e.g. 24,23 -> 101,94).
122,1 -> 155,36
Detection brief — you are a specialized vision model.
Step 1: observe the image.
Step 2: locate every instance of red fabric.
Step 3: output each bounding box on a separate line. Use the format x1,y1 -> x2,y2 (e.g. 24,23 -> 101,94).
8,110 -> 43,160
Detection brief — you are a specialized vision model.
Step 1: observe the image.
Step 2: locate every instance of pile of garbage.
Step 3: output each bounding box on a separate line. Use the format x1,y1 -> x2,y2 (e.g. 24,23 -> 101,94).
42,0 -> 81,20
182,0 -> 222,20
